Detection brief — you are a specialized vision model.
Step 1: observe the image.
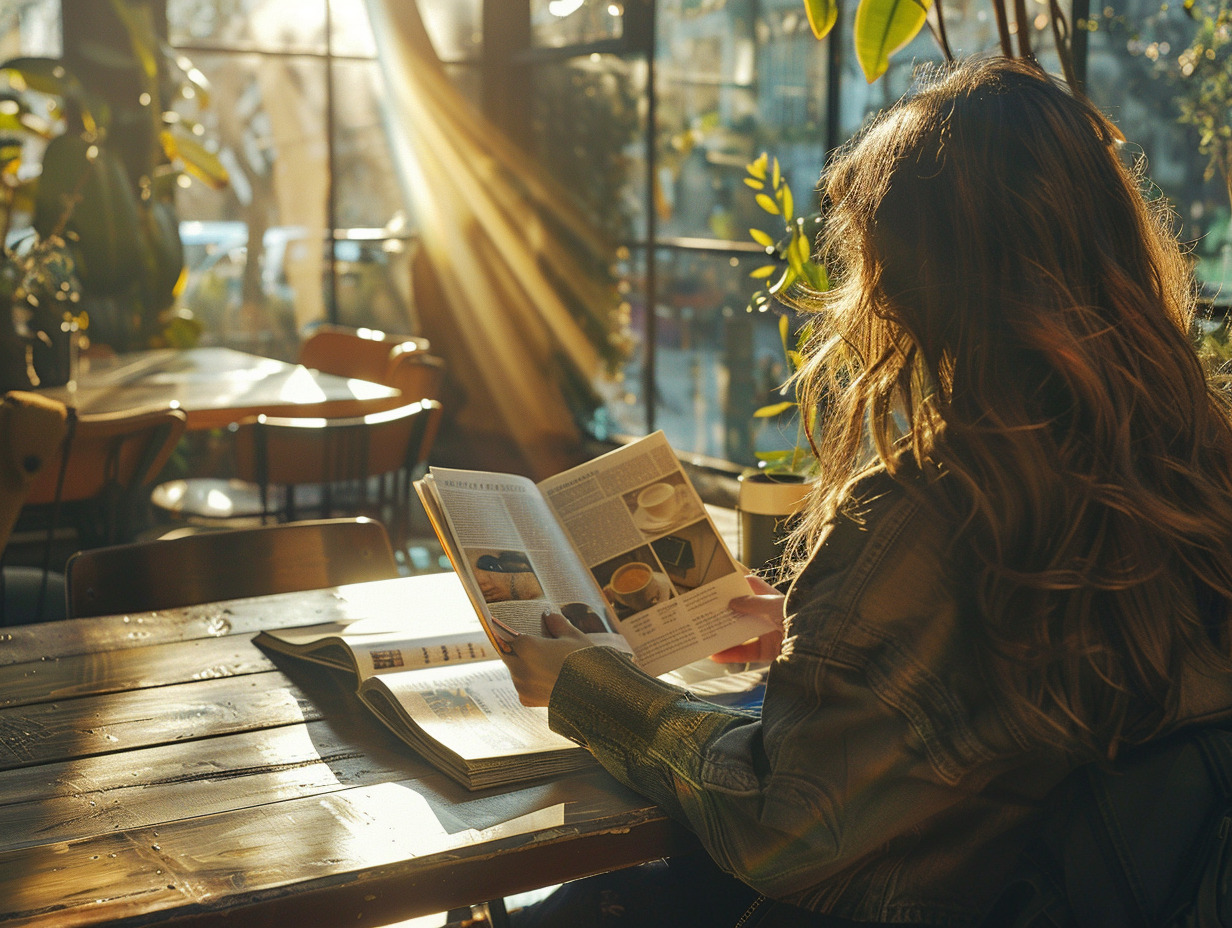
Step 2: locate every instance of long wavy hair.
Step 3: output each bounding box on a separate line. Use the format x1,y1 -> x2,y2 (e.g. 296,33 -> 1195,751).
789,57 -> 1232,760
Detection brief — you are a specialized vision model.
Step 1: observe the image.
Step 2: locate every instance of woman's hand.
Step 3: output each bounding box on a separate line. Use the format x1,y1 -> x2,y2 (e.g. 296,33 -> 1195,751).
502,611 -> 617,706
710,574 -> 786,663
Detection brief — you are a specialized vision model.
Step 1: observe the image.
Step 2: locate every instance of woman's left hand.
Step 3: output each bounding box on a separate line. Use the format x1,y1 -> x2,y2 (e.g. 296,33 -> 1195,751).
502,612 -> 618,706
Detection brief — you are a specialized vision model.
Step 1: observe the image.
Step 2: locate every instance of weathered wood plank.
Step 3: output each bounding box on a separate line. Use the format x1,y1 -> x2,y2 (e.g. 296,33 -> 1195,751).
0,672 -> 319,771
0,779 -> 687,928
0,635 -> 274,709
0,588 -> 346,666
0,721 -> 446,852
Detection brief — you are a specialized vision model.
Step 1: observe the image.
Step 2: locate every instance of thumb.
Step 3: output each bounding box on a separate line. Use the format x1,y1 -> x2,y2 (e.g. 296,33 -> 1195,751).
543,610 -> 590,640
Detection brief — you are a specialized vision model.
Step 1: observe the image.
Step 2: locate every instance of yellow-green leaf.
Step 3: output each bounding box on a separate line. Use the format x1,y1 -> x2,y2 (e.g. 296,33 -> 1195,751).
772,157 -> 781,188
803,0 -> 839,38
779,184 -> 794,220
793,229 -> 812,267
853,0 -> 931,83
755,401 -> 796,418
768,266 -> 794,294
161,127 -> 230,190
756,192 -> 780,215
743,177 -> 764,190
748,153 -> 768,180
779,313 -> 790,353
750,264 -> 779,279
749,228 -> 775,248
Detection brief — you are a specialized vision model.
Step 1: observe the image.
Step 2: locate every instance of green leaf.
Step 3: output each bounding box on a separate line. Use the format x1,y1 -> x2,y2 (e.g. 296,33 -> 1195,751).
853,0 -> 932,83
802,258 -> 830,291
162,127 -> 230,190
749,228 -> 775,248
743,176 -> 764,190
803,0 -> 839,38
748,153 -> 768,180
772,157 -> 781,189
755,192 -> 780,215
778,313 -> 790,353
755,401 -> 797,418
754,450 -> 796,469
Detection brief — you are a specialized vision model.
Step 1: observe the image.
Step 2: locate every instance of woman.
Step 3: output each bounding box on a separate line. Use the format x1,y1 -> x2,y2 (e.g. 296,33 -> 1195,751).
503,57 -> 1232,926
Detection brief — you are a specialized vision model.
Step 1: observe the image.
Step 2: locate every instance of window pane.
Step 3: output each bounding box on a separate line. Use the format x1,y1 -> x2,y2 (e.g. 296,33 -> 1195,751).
173,52 -> 328,361
609,246 -> 801,466
1085,4 -> 1232,299
168,0 -> 328,54
329,0 -> 377,58
0,0 -> 60,59
331,59 -> 415,332
531,0 -> 622,48
417,0 -> 483,61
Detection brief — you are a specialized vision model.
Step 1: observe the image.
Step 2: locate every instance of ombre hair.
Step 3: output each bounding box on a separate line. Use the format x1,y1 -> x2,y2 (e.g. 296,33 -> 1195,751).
790,57 -> 1232,760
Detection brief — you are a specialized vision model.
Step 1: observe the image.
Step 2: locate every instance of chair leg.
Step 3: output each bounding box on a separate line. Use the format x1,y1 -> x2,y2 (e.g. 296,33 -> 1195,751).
486,898 -> 511,928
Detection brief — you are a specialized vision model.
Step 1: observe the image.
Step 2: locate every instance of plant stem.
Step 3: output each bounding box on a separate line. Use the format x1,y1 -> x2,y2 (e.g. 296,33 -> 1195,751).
991,0 -> 1014,57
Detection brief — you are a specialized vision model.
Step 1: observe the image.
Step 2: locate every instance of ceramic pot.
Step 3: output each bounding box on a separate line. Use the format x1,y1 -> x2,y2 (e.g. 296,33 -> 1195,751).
737,472 -> 810,574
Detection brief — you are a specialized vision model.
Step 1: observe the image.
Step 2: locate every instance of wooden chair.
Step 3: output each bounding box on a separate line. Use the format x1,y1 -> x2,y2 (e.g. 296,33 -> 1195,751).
383,343 -> 446,404
298,324 -> 429,384
0,391 -> 68,551
151,399 -> 443,532
23,403 -> 187,547
65,517 -> 399,618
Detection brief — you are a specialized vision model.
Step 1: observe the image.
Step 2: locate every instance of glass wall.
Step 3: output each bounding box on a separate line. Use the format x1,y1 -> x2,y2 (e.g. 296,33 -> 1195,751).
46,0 -> 1226,469
167,0 -> 415,361
1084,0 -> 1232,304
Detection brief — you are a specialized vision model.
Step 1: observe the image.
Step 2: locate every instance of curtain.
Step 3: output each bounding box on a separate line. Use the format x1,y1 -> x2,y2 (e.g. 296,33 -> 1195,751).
365,0 -> 617,479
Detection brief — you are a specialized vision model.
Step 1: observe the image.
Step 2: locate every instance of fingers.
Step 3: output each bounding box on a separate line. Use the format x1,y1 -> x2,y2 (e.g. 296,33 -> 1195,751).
710,629 -> 784,664
542,610 -> 590,641
744,574 -> 780,595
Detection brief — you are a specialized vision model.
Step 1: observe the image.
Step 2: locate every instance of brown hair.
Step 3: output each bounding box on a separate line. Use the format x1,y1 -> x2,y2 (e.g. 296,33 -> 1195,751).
790,57 -> 1232,759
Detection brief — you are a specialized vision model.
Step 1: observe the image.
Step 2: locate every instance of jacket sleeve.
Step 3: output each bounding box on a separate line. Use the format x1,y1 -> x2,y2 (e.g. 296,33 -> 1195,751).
548,480 -> 1023,901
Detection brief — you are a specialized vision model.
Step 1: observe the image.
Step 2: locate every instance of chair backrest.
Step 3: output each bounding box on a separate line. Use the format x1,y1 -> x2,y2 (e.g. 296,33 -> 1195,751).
231,399 -> 442,488
298,325 -> 429,384
24,404 -> 187,507
65,517 -> 399,618
0,391 -> 68,551
383,344 -> 446,404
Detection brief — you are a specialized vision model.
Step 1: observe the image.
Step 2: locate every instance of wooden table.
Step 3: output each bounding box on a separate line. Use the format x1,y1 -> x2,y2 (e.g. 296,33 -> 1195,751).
35,347 -> 402,430
0,576 -> 694,927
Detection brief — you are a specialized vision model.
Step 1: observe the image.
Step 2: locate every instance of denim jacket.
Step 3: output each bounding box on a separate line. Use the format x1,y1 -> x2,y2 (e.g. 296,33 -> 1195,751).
548,471 -> 1232,927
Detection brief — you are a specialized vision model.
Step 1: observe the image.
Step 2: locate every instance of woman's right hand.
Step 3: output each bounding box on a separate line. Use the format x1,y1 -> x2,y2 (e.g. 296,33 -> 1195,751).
711,574 -> 785,663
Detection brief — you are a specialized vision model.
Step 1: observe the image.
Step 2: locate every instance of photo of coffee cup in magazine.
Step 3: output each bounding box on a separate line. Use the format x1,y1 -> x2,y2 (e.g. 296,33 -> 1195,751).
594,545 -> 675,620
625,474 -> 698,538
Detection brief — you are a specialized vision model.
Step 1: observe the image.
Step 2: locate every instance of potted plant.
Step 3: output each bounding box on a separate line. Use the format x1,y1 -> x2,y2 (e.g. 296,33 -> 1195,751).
738,154 -> 827,572
0,0 -> 227,392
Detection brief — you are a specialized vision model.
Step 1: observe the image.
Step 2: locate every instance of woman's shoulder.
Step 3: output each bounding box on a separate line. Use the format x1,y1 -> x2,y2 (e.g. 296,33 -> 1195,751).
787,465 -> 957,615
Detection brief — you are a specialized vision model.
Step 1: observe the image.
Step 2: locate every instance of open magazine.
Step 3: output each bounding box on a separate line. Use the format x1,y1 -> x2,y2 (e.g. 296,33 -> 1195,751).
256,569 -> 768,791
255,571 -> 600,789
414,430 -> 775,677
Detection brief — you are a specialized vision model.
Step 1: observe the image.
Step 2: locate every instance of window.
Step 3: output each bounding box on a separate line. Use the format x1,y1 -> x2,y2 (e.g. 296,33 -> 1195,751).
167,0 -> 415,360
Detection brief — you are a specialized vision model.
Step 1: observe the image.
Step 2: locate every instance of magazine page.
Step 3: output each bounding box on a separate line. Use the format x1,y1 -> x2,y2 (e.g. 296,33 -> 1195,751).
537,431 -> 775,676
418,471 -> 618,650
257,572 -> 496,681
358,660 -> 595,788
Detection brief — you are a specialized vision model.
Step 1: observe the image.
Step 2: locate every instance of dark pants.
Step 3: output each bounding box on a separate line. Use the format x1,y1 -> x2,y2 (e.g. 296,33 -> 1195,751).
509,854 -> 760,928
507,853 -> 915,928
